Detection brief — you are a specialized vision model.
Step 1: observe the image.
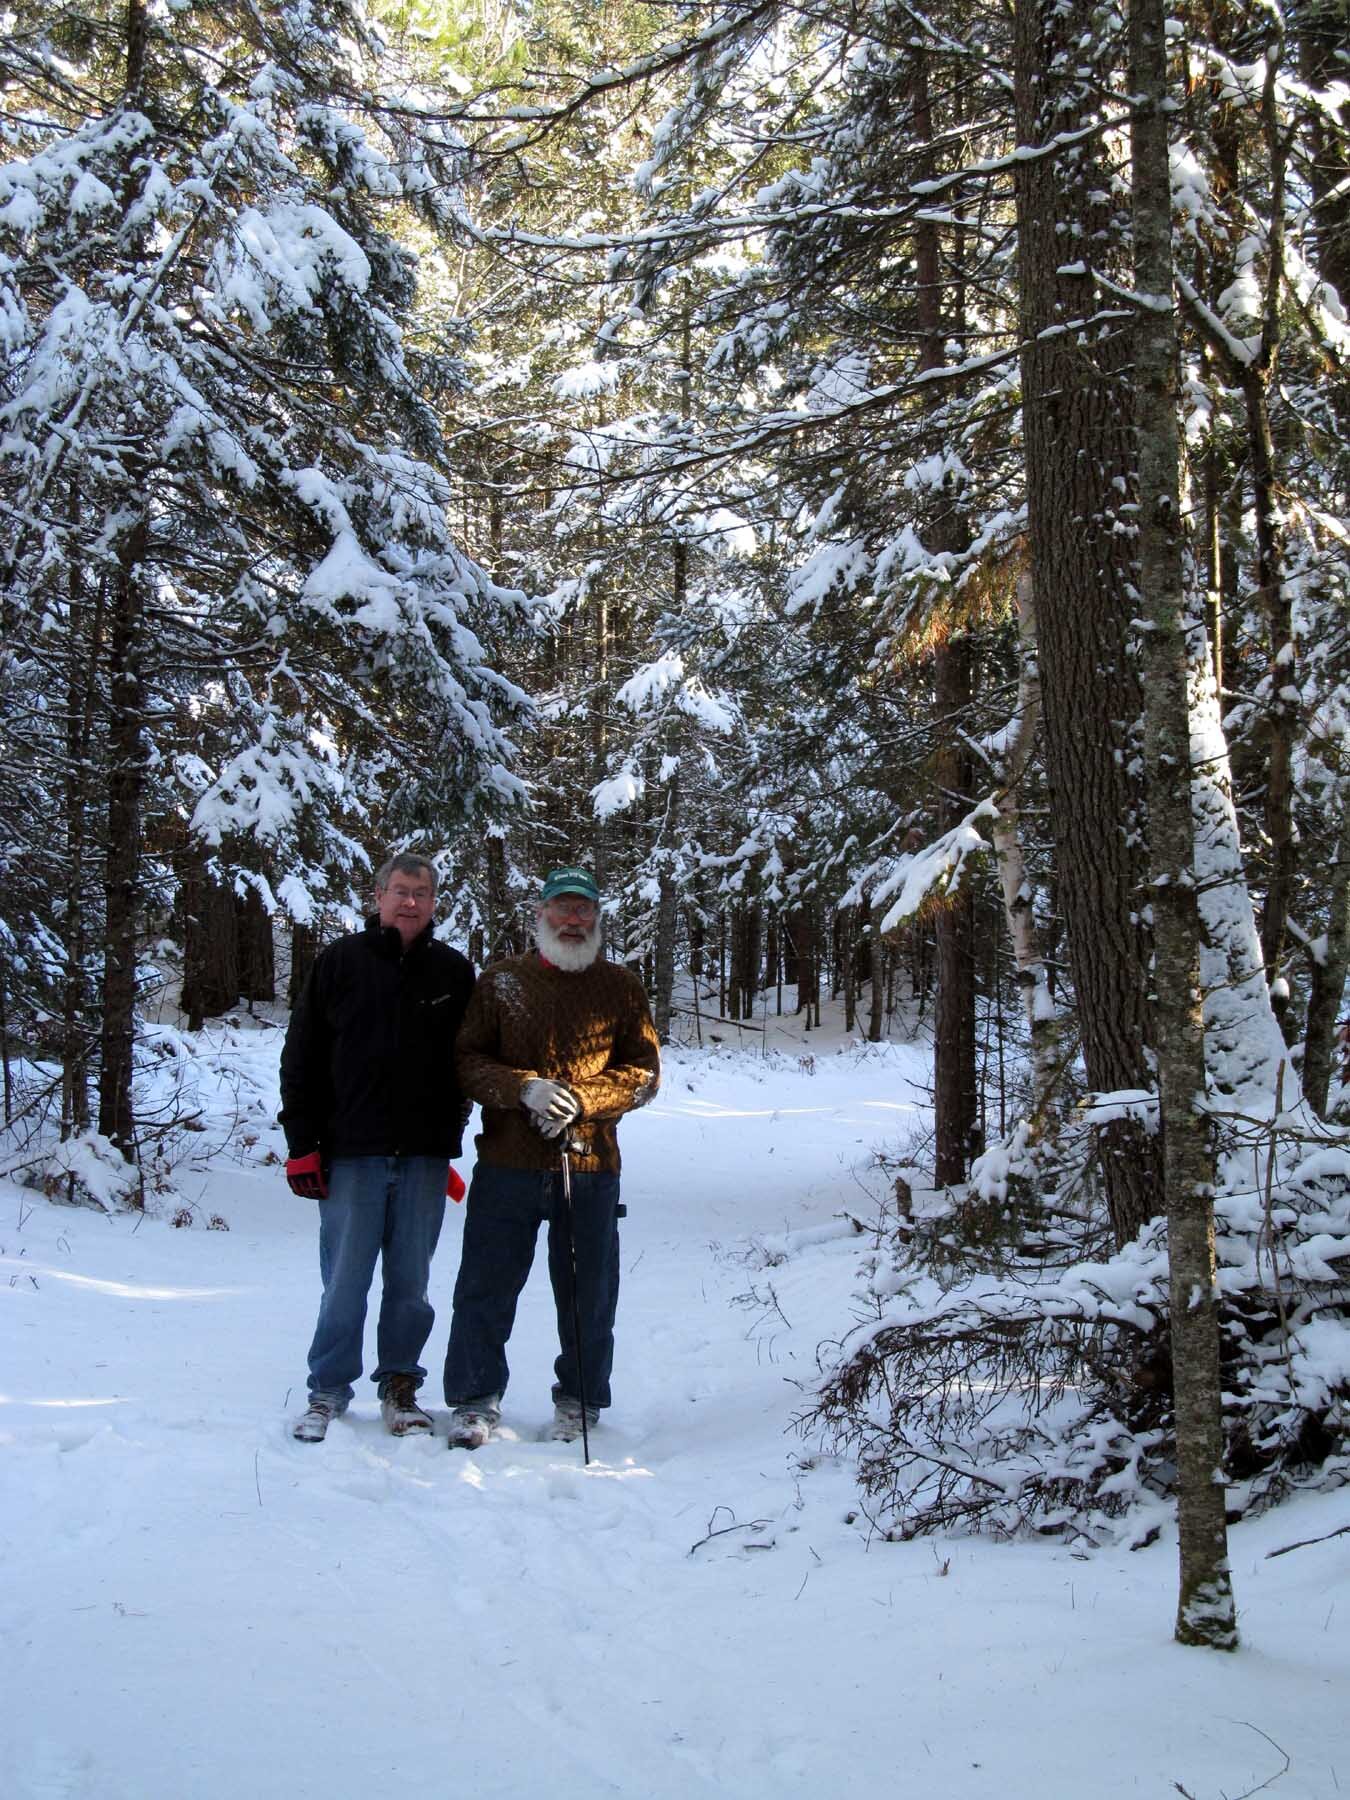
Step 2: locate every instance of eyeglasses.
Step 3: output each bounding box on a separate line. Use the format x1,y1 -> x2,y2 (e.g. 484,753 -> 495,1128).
546,897 -> 598,919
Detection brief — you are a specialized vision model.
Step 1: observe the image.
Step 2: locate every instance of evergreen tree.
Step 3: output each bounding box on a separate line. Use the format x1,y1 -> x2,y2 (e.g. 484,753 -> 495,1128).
0,0 -> 529,1169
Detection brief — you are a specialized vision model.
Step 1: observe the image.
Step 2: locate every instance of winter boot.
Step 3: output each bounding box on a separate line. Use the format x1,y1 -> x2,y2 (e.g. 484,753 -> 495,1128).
379,1374 -> 433,1437
548,1397 -> 598,1443
293,1393 -> 347,1442
446,1398 -> 500,1450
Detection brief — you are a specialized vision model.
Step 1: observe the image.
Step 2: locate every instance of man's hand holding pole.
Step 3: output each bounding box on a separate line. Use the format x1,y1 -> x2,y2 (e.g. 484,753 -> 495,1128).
521,1078 -> 581,1139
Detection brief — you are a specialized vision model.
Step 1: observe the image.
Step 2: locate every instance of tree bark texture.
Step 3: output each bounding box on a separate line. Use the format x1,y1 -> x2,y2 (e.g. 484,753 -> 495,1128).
97,519 -> 148,1164
1245,358 -> 1296,1024
653,777 -> 679,1046
588,520 -> 611,894
1014,0 -> 1161,1246
1294,0 -> 1350,1109
236,886 -> 275,1004
989,574 -> 1065,1134
0,952 -> 12,1129
61,534 -> 102,1138
933,633 -> 980,1184
180,844 -> 240,1031
1303,789 -> 1350,1117
841,905 -> 857,1034
867,904 -> 886,1043
793,906 -> 821,1027
288,923 -> 316,1008
688,907 -> 706,1046
94,0 -> 153,1165
1131,0 -> 1238,1649
915,46 -> 980,1185
1297,0 -> 1350,315
727,902 -> 761,1023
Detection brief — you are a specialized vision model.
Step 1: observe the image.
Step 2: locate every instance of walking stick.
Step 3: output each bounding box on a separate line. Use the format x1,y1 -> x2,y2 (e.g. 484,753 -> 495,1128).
559,1135 -> 591,1466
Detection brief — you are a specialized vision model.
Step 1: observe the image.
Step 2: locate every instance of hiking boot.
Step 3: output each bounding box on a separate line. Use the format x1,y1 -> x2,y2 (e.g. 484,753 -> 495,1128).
447,1397 -> 500,1450
548,1398 -> 598,1443
293,1393 -> 347,1442
379,1374 -> 433,1436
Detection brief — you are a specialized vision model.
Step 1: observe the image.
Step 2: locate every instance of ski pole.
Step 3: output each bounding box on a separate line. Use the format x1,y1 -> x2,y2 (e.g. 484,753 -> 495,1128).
559,1136 -> 591,1466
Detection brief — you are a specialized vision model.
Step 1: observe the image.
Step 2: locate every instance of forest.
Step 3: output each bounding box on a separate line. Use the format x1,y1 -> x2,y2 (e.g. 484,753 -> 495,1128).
1,0 -> 1348,1649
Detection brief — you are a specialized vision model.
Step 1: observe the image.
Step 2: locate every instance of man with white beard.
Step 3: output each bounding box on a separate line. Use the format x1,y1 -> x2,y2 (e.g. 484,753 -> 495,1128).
442,867 -> 660,1448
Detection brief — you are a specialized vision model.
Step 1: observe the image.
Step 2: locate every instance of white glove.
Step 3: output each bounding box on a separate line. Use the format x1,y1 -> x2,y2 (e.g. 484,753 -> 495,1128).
521,1079 -> 580,1129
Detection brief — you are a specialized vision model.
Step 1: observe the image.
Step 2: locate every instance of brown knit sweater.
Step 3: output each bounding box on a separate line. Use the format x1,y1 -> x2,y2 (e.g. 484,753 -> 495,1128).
455,952 -> 661,1173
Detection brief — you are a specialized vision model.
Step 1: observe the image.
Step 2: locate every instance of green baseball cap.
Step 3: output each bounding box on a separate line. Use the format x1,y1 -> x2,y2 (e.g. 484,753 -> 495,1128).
541,866 -> 600,904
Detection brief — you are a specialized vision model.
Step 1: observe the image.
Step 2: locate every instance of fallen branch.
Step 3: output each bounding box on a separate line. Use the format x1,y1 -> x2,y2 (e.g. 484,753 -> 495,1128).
1265,1523 -> 1350,1559
688,1506 -> 774,1556
1173,1721 -> 1289,1798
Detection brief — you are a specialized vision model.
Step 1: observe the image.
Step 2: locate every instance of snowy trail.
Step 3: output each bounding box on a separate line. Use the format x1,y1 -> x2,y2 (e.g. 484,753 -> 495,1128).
5,1035 -> 1349,1799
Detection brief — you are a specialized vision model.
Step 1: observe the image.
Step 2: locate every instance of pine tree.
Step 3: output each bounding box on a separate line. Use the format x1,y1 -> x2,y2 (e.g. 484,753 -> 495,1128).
0,0 -> 528,1174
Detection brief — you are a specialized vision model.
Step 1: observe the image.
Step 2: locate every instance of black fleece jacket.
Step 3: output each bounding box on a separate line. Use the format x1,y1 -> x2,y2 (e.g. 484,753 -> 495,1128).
279,916 -> 475,1161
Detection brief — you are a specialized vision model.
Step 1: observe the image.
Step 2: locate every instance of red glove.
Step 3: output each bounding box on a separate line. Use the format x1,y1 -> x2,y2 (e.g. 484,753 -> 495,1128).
285,1151 -> 328,1198
447,1165 -> 466,1203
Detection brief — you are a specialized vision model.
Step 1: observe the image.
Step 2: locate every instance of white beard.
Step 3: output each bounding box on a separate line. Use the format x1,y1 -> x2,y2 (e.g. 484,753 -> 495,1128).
536,916 -> 601,972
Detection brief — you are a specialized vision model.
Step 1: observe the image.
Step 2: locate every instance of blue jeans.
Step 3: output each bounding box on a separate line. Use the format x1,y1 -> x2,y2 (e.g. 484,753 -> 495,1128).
442,1164 -> 621,1411
305,1155 -> 447,1403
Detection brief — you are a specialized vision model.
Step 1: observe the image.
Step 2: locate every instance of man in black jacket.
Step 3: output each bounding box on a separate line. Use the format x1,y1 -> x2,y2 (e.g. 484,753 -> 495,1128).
280,853 -> 475,1442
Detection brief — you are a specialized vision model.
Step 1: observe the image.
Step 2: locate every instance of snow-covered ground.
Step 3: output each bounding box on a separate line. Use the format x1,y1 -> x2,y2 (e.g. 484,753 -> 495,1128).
4,1012 -> 1347,1799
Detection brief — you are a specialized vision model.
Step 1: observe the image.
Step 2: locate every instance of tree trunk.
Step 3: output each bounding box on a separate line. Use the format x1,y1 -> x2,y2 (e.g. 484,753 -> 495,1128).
728,903 -> 745,1021
841,905 -> 857,1034
1303,790 -> 1350,1117
933,633 -> 979,1185
989,573 -> 1065,1133
97,518 -> 148,1165
180,847 -> 240,1029
486,832 -> 513,961
688,906 -> 705,1046
289,923 -> 316,1008
61,531 -> 102,1138
868,920 -> 886,1040
1297,0 -> 1350,311
653,774 -> 679,1044
796,905 -> 821,1028
237,884 -> 275,1005
589,479 -> 611,894
0,947 -> 12,1127
651,499 -> 688,1048
743,904 -> 761,1021
1293,0 -> 1350,1110
94,1 -> 152,1164
653,872 -> 677,1043
718,911 -> 727,1018
914,46 -> 979,1185
1246,356 -> 1296,1030
1014,0 -> 1162,1246
1131,0 -> 1237,1648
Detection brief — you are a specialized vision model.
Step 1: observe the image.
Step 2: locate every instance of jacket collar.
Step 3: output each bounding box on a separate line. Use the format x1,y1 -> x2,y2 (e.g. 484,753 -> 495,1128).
364,914 -> 433,960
